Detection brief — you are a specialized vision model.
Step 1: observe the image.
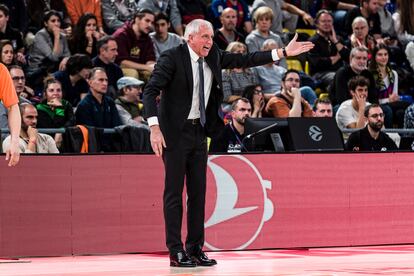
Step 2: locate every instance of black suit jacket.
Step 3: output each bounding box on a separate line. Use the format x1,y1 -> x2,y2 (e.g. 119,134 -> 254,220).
143,43 -> 273,148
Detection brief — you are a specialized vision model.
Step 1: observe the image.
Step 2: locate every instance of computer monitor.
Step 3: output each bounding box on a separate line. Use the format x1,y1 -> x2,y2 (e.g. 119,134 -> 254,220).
244,118 -> 289,152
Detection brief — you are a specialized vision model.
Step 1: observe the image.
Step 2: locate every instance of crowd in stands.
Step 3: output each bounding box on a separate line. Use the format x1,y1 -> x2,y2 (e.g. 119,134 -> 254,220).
1,0 -> 414,154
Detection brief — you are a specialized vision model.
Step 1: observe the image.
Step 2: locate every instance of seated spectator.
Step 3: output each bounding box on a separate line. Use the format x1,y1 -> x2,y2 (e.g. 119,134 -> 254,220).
92,36 -> 124,98
115,76 -> 149,128
210,97 -> 251,153
245,7 -> 284,54
75,67 -> 122,128
393,0 -> 414,47
101,0 -> 138,34
54,54 -> 93,107
404,101 -> 414,129
368,43 -> 409,128
0,4 -> 25,64
113,9 -> 156,82
150,12 -> 184,60
69,13 -> 103,58
0,0 -> 27,33
252,0 -> 313,36
308,9 -> 350,91
243,84 -> 265,118
137,0 -> 184,36
313,98 -> 333,117
265,69 -> 313,118
0,39 -> 13,66
345,0 -> 382,39
345,104 -> 397,151
211,0 -> 253,35
63,0 -> 105,34
222,42 -> 258,103
348,17 -> 376,56
213,8 -> 245,51
27,10 -> 71,92
336,75 -> 371,129
2,103 -> 59,154
377,0 -> 397,39
330,47 -> 378,107
252,39 -> 287,98
9,65 -> 34,103
177,0 -> 207,26
36,76 -> 75,148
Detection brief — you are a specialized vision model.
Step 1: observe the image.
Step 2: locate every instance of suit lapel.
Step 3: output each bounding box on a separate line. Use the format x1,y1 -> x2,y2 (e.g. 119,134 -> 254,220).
182,44 -> 194,97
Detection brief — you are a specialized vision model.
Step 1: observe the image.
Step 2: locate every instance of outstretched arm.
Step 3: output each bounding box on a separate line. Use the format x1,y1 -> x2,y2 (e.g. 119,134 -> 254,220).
283,33 -> 314,57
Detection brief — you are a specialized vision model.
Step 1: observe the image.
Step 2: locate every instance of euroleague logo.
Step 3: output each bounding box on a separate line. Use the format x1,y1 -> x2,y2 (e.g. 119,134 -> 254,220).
204,155 -> 274,250
308,125 -> 323,141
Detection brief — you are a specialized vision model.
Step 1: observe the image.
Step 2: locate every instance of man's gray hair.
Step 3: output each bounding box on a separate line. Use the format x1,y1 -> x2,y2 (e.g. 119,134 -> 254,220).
184,19 -> 213,41
350,46 -> 368,59
262,38 -> 278,50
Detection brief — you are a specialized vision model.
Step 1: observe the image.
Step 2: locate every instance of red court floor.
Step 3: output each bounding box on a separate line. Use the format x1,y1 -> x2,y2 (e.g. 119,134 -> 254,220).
1,245 -> 414,276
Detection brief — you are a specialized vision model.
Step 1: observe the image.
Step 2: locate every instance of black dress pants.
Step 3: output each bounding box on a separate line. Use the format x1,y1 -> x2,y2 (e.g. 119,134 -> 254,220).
162,120 -> 208,254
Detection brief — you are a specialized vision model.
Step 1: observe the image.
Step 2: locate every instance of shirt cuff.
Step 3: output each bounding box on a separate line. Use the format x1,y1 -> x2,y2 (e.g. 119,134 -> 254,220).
271,49 -> 281,61
147,116 -> 159,127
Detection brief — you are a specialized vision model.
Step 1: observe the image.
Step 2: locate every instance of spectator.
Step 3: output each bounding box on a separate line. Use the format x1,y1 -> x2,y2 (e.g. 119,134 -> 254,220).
345,104 -> 397,151
9,65 -> 34,103
210,97 -> 251,153
245,6 -> 284,53
36,77 -> 75,149
252,0 -> 313,36
330,47 -> 377,107
348,17 -> 376,55
313,98 -> 333,117
113,9 -> 156,81
54,54 -> 93,107
27,10 -> 71,92
243,84 -> 265,118
0,4 -> 25,64
2,103 -> 59,153
0,39 -> 13,66
265,69 -> 314,118
308,9 -> 350,91
211,0 -> 253,35
150,12 -> 184,60
176,0 -> 207,25
377,0 -> 397,39
0,0 -> 27,33
393,0 -> 414,47
92,36 -> 124,99
69,13 -> 103,58
222,42 -> 258,104
345,0 -> 382,39
336,75 -> 371,129
63,0 -> 105,34
213,8 -> 245,51
137,0 -> 183,36
101,0 -> 139,34
115,76 -> 148,128
75,67 -> 122,128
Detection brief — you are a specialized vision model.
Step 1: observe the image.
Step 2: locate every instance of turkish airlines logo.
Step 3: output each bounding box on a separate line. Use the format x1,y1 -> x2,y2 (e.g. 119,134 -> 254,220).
204,155 -> 274,250
308,125 -> 323,141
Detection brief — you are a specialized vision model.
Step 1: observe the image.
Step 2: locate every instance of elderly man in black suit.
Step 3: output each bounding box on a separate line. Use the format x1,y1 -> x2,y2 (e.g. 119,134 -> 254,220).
143,19 -> 314,267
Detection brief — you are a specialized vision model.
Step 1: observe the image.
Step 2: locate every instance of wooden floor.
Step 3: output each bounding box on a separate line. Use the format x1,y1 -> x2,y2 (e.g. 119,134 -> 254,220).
2,245 -> 414,275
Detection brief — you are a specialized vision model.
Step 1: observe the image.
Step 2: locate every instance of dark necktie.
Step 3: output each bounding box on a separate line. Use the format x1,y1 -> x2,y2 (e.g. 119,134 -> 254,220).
197,58 -> 206,127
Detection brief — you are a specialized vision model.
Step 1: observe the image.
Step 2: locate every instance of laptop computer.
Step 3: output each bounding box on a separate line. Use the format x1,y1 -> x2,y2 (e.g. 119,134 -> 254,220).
286,117 -> 344,152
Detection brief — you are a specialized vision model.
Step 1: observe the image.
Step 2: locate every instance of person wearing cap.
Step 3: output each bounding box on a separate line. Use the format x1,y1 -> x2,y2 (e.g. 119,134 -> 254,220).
115,76 -> 149,128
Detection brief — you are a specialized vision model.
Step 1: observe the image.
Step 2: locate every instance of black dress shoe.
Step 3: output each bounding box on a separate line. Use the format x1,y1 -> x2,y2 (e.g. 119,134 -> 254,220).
189,250 -> 217,266
170,251 -> 197,267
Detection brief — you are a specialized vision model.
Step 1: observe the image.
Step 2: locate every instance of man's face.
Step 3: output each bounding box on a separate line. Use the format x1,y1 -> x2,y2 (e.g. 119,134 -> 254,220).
366,0 -> 379,14
188,24 -> 214,57
100,40 -> 118,63
231,100 -> 251,125
10,68 -> 26,94
22,105 -> 38,131
0,11 -> 8,30
220,9 -> 237,31
351,85 -> 368,100
350,50 -> 368,73
136,13 -> 154,34
282,72 -> 301,92
124,85 -> 142,102
367,106 -> 384,131
155,19 -> 169,35
314,103 -> 333,117
89,70 -> 108,94
316,13 -> 333,35
256,17 -> 271,33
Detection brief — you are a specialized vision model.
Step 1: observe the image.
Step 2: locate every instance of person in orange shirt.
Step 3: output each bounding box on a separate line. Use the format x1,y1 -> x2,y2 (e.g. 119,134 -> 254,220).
0,63 -> 21,166
64,0 -> 105,34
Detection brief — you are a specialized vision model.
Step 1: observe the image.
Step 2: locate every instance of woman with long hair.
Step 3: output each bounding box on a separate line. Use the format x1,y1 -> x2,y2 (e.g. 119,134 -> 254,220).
0,40 -> 14,67
242,84 -> 265,118
69,13 -> 102,57
368,44 -> 409,127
